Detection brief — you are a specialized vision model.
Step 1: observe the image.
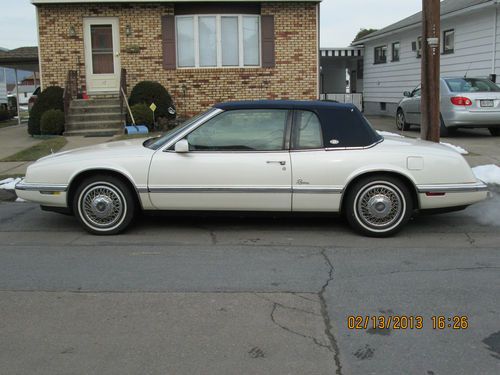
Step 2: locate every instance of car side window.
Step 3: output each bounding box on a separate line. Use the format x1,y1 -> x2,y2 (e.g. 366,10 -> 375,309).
412,88 -> 421,97
187,109 -> 288,151
292,110 -> 323,150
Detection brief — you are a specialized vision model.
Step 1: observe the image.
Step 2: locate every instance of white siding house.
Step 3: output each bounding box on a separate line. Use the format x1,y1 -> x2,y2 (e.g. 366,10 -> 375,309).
353,0 -> 500,116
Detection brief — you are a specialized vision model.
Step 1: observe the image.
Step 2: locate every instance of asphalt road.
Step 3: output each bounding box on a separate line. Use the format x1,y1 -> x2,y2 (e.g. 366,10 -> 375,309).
0,199 -> 499,375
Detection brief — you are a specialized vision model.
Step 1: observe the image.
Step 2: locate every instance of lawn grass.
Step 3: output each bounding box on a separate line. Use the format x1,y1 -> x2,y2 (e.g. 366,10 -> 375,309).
1,137 -> 67,162
0,119 -> 20,129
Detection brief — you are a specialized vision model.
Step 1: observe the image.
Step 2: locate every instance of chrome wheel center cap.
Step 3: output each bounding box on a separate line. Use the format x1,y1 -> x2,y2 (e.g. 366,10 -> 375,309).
367,194 -> 392,218
91,195 -> 114,218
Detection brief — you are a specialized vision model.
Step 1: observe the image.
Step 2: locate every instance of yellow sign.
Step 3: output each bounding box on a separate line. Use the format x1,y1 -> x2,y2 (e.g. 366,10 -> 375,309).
150,103 -> 157,112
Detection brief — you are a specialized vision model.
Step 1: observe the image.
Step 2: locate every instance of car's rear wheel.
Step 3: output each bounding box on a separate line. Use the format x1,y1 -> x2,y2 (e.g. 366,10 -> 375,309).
439,116 -> 457,137
488,127 -> 500,136
73,175 -> 135,235
396,109 -> 410,131
345,176 -> 413,237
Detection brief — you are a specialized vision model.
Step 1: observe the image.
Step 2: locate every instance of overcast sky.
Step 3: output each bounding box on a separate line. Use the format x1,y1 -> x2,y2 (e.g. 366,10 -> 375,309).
0,0 -> 423,49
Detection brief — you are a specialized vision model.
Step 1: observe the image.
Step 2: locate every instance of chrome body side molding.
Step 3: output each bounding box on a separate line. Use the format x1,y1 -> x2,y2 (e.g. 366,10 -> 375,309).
417,182 -> 489,193
15,180 -> 68,192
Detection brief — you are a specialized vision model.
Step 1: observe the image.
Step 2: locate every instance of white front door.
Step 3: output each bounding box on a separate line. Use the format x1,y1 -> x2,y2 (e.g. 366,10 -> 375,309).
83,17 -> 121,93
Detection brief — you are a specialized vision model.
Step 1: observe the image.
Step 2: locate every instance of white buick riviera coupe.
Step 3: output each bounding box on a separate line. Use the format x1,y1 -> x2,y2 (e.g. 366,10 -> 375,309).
16,101 -> 489,237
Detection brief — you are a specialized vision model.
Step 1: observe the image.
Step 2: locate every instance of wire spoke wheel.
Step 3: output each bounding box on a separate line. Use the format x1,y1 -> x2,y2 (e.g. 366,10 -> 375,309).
347,178 -> 412,237
79,183 -> 126,230
356,184 -> 403,229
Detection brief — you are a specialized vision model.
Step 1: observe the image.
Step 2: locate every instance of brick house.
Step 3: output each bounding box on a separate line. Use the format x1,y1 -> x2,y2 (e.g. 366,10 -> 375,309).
31,0 -> 320,133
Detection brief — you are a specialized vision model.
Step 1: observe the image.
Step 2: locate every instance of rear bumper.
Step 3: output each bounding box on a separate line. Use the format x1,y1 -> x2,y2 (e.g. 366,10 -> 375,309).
417,181 -> 489,210
443,110 -> 500,127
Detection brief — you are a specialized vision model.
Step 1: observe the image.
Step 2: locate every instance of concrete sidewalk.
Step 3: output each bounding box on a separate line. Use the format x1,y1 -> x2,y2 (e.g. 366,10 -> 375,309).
0,124 -> 115,176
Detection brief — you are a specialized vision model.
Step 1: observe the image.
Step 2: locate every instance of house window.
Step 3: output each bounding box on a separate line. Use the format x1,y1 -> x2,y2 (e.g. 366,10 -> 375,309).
374,46 -> 387,64
392,42 -> 400,62
443,29 -> 455,54
176,15 -> 261,68
417,36 -> 422,58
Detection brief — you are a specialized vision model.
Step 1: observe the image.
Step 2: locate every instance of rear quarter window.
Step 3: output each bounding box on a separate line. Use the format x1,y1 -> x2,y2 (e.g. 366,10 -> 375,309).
445,78 -> 500,93
317,107 -> 381,148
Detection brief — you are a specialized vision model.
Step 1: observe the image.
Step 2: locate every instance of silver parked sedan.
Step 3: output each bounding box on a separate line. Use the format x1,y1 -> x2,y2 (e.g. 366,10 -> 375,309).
396,77 -> 500,136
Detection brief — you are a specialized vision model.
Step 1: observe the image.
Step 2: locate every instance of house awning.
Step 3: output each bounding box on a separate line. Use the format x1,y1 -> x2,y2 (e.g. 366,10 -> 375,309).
0,47 -> 39,72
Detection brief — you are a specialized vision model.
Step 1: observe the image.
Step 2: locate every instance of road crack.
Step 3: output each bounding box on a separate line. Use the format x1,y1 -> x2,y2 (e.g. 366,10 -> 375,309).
255,293 -> 321,316
465,233 -> 476,246
319,249 -> 343,375
269,302 -> 332,351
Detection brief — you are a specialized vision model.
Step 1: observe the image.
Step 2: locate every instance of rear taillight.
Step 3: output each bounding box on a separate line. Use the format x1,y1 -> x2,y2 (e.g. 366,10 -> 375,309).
450,96 -> 472,106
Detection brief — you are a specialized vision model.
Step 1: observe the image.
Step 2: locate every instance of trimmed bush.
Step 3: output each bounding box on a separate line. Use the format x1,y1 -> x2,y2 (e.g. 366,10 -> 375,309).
40,109 -> 65,135
0,108 -> 12,121
129,81 -> 176,121
28,86 -> 64,136
129,103 -> 154,130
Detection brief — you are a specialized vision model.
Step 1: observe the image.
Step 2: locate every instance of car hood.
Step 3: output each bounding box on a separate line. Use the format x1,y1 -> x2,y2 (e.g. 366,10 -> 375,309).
37,138 -> 153,163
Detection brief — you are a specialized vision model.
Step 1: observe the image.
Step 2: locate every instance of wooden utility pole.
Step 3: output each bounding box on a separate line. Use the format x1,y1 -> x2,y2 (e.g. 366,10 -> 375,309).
421,0 -> 441,142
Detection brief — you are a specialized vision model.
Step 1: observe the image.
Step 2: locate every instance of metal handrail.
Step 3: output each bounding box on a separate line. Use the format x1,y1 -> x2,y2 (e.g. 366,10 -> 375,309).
63,70 -> 77,122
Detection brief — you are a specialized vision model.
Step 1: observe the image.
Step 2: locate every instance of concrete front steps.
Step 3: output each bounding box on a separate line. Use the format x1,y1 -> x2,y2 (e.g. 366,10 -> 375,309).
64,97 -> 125,136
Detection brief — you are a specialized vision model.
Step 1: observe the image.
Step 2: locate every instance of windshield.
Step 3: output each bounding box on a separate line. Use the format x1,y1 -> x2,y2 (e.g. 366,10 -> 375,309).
146,109 -> 218,150
445,78 -> 500,93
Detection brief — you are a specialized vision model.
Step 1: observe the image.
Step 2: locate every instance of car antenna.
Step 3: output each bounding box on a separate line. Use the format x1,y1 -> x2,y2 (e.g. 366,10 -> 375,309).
464,62 -> 472,78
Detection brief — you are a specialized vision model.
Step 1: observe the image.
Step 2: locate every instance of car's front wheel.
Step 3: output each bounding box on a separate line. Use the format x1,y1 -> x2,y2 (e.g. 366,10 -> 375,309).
73,175 -> 136,235
344,176 -> 413,237
396,108 -> 410,131
489,127 -> 500,136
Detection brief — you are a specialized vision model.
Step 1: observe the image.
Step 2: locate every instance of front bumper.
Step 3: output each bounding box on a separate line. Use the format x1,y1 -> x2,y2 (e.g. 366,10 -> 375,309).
15,180 -> 68,208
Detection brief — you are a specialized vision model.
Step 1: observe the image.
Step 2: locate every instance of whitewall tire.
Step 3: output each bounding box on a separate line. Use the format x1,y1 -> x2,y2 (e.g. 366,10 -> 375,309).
345,176 -> 413,237
73,175 -> 136,235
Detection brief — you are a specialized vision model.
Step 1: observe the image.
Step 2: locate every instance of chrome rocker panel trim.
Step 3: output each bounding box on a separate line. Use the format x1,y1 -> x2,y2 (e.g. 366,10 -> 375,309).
147,187 -> 344,194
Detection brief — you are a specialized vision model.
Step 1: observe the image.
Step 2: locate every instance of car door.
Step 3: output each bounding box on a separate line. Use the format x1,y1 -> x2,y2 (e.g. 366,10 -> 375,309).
404,86 -> 421,124
148,109 -> 292,211
290,110 -> 343,212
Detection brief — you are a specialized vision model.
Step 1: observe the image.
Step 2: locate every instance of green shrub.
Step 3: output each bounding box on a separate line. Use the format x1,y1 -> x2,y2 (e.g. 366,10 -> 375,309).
28,86 -> 64,136
129,103 -> 154,130
129,81 -> 176,121
0,108 -> 12,121
40,109 -> 65,135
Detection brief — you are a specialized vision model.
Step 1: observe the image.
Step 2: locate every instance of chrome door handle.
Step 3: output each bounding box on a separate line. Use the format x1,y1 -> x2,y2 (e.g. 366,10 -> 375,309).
267,161 -> 286,166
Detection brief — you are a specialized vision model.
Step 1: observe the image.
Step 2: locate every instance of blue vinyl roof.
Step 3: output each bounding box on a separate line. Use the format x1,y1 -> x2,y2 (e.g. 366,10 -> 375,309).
214,100 -> 356,111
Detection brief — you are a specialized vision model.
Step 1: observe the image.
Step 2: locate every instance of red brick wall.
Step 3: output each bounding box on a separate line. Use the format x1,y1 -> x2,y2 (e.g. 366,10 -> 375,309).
38,2 -> 318,116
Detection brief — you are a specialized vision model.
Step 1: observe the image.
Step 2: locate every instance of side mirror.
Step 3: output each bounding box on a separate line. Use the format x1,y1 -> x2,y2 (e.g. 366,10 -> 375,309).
403,91 -> 412,97
174,139 -> 190,153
